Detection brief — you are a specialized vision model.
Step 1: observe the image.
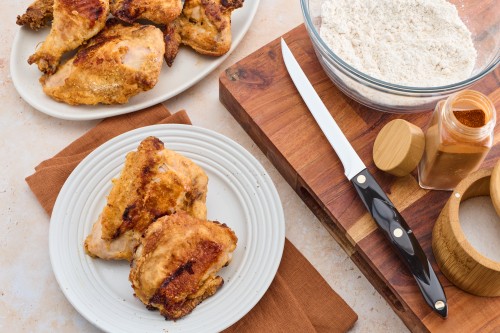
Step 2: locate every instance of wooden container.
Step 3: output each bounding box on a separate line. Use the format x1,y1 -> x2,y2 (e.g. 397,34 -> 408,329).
491,161 -> 500,217
432,168 -> 500,296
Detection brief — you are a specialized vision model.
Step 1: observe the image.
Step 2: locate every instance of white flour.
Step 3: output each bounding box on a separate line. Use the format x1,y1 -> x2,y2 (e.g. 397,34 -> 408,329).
320,0 -> 477,87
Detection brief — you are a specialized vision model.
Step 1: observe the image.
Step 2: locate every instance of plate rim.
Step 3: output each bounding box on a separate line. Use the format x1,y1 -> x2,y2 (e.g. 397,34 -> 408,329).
10,1 -> 260,121
49,124 -> 285,332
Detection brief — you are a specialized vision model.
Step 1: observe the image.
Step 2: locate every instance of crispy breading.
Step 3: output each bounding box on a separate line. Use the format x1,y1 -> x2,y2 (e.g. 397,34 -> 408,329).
163,18 -> 181,67
28,0 -> 109,74
110,0 -> 182,25
84,137 -> 208,261
16,0 -> 54,30
164,0 -> 244,66
129,212 -> 237,319
41,20 -> 165,105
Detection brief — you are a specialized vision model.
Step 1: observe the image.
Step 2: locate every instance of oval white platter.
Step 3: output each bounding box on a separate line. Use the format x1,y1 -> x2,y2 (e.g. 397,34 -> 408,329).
49,124 -> 285,333
10,1 -> 259,120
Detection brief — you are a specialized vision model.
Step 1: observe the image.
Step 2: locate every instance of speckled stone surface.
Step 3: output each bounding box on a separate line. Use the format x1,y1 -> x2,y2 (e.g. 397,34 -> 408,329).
2,1 -> 496,333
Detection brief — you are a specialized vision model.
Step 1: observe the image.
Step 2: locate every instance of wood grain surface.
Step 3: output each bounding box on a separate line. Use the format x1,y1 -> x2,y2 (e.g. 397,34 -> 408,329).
433,168 -> 500,297
219,25 -> 500,333
492,161 -> 500,217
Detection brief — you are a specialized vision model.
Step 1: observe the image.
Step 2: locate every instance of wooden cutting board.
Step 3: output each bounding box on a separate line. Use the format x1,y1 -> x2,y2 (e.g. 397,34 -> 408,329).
219,25 -> 500,333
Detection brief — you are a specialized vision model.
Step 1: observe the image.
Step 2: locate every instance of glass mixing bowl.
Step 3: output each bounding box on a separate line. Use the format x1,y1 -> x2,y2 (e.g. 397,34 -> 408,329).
301,0 -> 500,113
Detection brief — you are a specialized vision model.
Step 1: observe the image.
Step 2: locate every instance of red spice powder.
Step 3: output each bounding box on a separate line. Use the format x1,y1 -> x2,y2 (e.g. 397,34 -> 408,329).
453,109 -> 486,128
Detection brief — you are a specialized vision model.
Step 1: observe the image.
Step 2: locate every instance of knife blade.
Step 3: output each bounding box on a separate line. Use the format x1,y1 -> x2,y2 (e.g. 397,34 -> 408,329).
281,38 -> 448,318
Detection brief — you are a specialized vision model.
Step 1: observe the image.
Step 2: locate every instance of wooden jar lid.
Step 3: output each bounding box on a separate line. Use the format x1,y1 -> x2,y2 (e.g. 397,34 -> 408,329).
432,168 -> 500,296
373,119 -> 425,177
491,160 -> 500,217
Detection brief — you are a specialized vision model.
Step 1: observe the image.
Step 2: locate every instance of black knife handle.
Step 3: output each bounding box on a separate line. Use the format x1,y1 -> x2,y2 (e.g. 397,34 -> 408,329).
351,169 -> 448,318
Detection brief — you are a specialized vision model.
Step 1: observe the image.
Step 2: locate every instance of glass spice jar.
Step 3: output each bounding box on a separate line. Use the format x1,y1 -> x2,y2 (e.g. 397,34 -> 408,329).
418,90 -> 496,190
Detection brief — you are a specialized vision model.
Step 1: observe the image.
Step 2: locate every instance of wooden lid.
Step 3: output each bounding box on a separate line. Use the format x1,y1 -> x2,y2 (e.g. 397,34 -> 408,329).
491,159 -> 500,217
373,119 -> 425,177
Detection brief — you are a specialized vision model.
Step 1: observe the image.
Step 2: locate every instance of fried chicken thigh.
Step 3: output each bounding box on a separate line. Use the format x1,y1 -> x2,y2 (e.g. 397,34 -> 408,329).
84,136 -> 208,261
164,0 -> 244,66
41,20 -> 165,105
110,0 -> 182,25
16,0 -> 54,30
129,212 -> 237,319
28,0 -> 109,74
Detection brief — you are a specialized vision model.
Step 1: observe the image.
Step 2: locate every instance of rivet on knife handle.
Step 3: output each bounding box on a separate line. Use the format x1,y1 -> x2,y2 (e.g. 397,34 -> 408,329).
352,169 -> 448,318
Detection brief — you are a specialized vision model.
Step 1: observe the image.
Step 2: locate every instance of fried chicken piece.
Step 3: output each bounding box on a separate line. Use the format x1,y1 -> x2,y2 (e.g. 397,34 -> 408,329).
84,137 -> 208,261
164,0 -> 244,66
27,0 -> 109,74
16,0 -> 54,30
163,19 -> 182,67
41,20 -> 165,105
129,212 -> 237,319
110,0 -> 182,25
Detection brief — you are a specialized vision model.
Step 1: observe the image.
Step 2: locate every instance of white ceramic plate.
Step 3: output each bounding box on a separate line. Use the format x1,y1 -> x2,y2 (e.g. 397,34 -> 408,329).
49,124 -> 285,333
11,1 -> 259,120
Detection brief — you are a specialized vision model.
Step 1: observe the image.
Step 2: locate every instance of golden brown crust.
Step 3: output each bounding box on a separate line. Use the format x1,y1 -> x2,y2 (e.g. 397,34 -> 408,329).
84,137 -> 208,261
147,241 -> 223,319
27,0 -> 109,74
100,136 -> 207,239
59,0 -> 107,24
16,0 -> 54,30
163,19 -> 181,67
41,20 -> 165,105
129,211 -> 237,319
164,0 -> 244,66
110,0 -> 182,24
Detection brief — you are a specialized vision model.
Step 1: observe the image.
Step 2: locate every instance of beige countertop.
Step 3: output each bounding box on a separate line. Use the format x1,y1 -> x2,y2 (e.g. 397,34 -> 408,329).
1,1 -> 470,332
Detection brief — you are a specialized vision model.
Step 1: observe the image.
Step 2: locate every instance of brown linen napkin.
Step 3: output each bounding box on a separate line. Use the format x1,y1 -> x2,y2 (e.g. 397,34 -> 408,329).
26,104 -> 358,333
224,239 -> 358,333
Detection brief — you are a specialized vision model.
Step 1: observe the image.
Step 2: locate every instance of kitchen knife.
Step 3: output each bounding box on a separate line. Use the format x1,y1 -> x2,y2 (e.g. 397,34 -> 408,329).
281,38 -> 448,318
